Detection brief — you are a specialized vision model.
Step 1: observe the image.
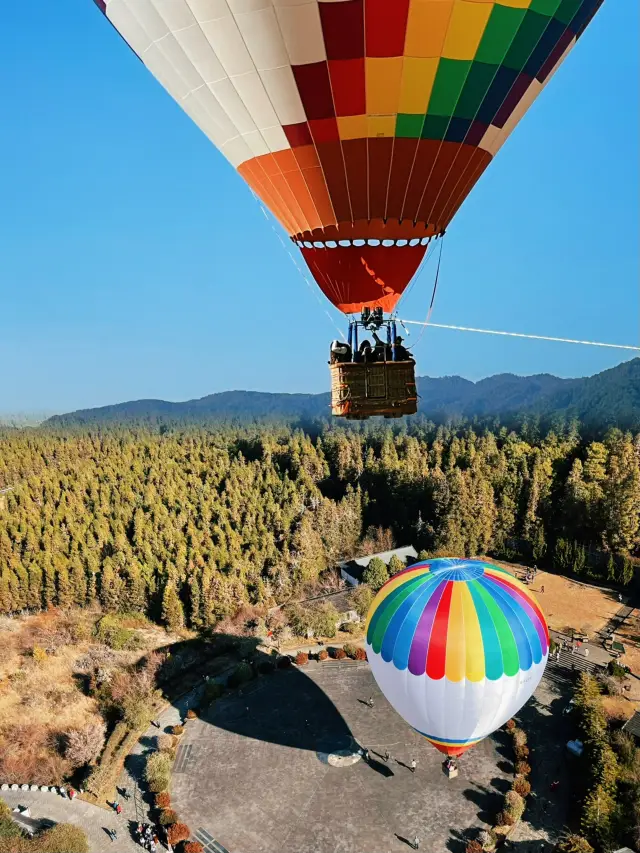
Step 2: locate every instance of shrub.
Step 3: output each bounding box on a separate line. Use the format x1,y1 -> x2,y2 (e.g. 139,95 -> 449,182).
310,602 -> 339,639
477,828 -> 498,851
94,615 -> 140,651
122,696 -> 153,731
334,648 -> 347,660
32,645 -> 48,664
349,586 -> 373,619
343,643 -> 358,659
171,725 -> 185,737
227,662 -> 253,688
553,835 -> 594,853
38,822 -> 89,853
504,790 -> 525,821
514,744 -> 530,760
512,729 -> 527,748
203,682 -> 224,703
167,823 -> 190,846
257,660 -> 275,674
494,810 -> 515,827
465,842 -> 483,853
64,721 -> 106,768
610,729 -> 636,766
155,792 -> 170,809
514,761 -> 531,777
295,652 -> 309,666
317,650 -> 328,661
505,719 -> 516,732
341,622 -> 359,635
598,674 -> 622,696
608,659 -> 626,679
145,751 -> 172,793
184,843 -> 205,853
355,647 -> 367,661
186,709 -> 197,720
157,734 -> 175,752
159,809 -> 179,826
277,656 -> 291,669
512,776 -> 531,797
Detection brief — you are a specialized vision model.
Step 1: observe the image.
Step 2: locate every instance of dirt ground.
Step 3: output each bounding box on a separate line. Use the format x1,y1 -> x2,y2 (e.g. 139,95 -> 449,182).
0,609 -> 181,782
487,560 -> 622,637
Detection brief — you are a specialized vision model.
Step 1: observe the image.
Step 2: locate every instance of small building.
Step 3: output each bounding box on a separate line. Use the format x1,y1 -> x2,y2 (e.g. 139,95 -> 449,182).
622,711 -> 640,740
339,546 -> 418,587
613,848 -> 635,853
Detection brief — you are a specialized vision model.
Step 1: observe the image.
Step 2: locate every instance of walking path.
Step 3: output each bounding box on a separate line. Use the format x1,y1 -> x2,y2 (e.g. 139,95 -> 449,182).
0,789 -> 139,853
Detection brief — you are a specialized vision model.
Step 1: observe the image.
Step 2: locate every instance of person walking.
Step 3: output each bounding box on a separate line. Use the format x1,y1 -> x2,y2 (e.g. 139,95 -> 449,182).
410,759 -> 417,773
367,696 -> 374,708
540,585 -> 545,593
619,593 -> 623,603
384,750 -> 390,763
412,836 -> 420,849
115,803 -> 122,816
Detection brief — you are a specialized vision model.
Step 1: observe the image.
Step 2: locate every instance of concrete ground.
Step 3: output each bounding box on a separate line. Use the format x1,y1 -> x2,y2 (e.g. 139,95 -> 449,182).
0,788 -> 137,853
172,661 -> 514,853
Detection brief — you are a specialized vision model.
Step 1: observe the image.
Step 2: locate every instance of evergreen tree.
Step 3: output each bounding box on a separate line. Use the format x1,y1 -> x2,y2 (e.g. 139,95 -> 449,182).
362,558 -> 389,591
606,553 -> 617,584
162,580 -> 184,632
387,554 -> 405,576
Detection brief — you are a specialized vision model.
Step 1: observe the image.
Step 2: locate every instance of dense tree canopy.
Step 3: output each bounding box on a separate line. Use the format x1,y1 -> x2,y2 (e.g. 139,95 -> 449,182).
0,421 -> 638,626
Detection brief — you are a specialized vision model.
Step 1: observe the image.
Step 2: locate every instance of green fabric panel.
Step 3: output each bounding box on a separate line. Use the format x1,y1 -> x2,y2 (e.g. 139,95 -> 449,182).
454,62 -> 498,120
396,114 -> 424,138
421,115 -> 450,141
555,0 -> 583,25
503,10 -> 551,71
529,0 -> 563,17
427,59 -> 471,117
475,4 -> 526,66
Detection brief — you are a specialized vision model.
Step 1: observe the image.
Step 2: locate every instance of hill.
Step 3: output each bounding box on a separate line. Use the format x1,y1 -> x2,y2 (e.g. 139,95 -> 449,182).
45,358 -> 640,429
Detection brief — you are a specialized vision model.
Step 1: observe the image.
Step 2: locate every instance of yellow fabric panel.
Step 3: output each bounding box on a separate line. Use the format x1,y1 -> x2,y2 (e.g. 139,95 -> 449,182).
399,57 -> 439,114
445,582 -> 466,682
367,115 -> 397,137
405,0 -> 455,58
338,115 -> 368,140
442,1 -> 493,60
460,583 -> 485,682
496,0 -> 532,7
366,57 -> 404,116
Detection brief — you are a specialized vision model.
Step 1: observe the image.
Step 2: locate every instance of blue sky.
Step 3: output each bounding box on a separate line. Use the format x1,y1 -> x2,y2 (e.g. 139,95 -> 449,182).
0,1 -> 637,414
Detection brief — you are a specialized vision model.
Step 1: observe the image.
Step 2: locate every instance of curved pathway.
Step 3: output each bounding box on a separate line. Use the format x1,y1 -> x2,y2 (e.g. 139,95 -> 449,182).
0,789 -> 138,853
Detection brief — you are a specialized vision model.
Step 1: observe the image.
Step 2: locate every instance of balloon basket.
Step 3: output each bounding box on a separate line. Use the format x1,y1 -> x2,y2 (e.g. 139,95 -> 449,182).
443,760 -> 458,779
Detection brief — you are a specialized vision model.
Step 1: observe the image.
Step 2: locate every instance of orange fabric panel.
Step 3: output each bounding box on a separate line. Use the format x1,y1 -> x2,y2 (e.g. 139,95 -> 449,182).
314,141 -> 353,225
282,167 -> 324,233
342,138 -> 369,223
439,148 -> 492,226
301,164 -> 337,229
367,137 -> 394,221
386,137 -> 421,223
400,138 -> 441,222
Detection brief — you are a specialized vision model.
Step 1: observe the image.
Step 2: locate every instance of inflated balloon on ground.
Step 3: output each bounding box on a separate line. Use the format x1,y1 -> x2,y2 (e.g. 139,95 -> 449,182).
366,558 -> 549,756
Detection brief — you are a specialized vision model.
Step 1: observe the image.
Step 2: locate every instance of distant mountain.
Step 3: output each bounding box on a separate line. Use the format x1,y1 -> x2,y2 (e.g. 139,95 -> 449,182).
45,359 -> 640,430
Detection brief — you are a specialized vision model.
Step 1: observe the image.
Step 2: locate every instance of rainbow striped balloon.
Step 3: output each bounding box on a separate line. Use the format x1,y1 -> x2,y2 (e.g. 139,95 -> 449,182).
365,557 -> 549,756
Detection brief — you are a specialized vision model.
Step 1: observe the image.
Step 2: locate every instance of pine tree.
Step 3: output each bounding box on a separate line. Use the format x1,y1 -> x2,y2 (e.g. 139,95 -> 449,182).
388,554 -> 405,576
362,558 -> 389,591
606,553 -> 617,584
56,564 -> 73,608
188,576 -> 203,629
162,581 -> 184,632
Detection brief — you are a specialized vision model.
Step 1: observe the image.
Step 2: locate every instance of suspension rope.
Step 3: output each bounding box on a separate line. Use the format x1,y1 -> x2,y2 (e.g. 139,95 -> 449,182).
252,194 -> 346,340
410,237 -> 444,350
399,320 -> 640,352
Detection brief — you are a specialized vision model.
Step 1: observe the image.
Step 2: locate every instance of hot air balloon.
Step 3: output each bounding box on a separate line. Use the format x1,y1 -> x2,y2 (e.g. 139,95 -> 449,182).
365,558 -> 549,759
92,0 -> 603,417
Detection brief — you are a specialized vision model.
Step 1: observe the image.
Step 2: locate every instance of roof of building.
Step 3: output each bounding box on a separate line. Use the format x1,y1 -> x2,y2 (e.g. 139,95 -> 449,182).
623,711 -> 640,738
613,848 -> 635,853
339,546 -> 417,582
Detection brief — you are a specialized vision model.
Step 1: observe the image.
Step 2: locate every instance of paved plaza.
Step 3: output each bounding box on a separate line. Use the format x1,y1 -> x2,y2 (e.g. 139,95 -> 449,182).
172,661 -> 514,853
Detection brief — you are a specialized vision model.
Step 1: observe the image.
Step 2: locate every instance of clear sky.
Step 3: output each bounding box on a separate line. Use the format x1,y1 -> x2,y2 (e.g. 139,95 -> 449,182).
1,1 -> 638,414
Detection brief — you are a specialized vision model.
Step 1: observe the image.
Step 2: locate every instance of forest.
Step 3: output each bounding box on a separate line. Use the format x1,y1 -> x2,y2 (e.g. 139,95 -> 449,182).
0,419 -> 638,629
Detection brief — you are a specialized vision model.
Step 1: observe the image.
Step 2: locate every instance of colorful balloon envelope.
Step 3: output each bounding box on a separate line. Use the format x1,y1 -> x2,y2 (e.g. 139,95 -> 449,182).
366,558 -> 549,756
93,0 -> 603,315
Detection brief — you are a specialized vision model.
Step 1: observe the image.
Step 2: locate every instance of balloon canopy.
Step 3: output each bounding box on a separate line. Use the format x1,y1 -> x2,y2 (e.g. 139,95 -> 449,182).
366,558 -> 549,756
94,0 -> 603,314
